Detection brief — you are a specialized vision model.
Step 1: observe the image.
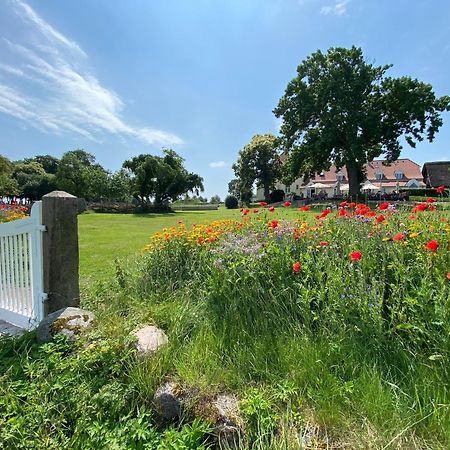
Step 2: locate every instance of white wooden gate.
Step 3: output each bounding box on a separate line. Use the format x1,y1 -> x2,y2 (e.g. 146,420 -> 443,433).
0,202 -> 46,329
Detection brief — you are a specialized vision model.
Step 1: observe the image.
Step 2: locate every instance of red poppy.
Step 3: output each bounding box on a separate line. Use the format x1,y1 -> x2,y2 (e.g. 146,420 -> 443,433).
299,206 -> 311,212
429,205 -> 436,211
294,234 -> 300,240
365,211 -> 377,217
436,185 -> 445,194
239,208 -> 243,212
447,272 -> 450,280
283,201 -> 292,207
350,251 -> 362,261
409,214 -> 416,220
425,240 -> 439,252
338,208 -> 347,216
317,209 -> 331,219
379,202 -> 390,211
253,209 -> 259,213
356,203 -> 367,210
376,214 -> 385,223
339,201 -> 347,207
348,202 -> 356,208
269,219 -> 279,229
292,261 -> 301,272
259,201 -> 268,207
242,209 -> 250,216
392,232 -> 405,241
268,206 -> 275,212
417,203 -> 428,211
319,241 -> 329,246
427,198 -> 436,203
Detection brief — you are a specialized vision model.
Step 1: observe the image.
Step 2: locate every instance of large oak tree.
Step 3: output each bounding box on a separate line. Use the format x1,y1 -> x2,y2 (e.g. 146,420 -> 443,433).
274,46 -> 450,196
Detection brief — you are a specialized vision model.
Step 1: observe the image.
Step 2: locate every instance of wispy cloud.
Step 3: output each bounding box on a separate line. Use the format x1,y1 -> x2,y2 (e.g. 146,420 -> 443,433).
0,0 -> 183,146
209,161 -> 227,168
320,0 -> 349,16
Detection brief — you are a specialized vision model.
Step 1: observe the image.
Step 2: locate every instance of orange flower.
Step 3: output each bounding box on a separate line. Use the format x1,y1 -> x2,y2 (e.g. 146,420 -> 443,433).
269,219 -> 279,229
299,206 -> 311,212
392,232 -> 405,241
319,241 -> 328,246
292,261 -> 301,272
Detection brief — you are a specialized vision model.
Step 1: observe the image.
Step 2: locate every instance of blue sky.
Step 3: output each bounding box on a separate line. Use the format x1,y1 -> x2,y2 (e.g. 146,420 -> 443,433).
0,0 -> 449,199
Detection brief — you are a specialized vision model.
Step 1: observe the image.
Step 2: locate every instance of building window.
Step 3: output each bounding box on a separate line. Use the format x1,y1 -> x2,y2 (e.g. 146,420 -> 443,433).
286,186 -> 290,193
395,171 -> 404,180
319,172 -> 325,177
336,174 -> 344,181
375,172 -> 384,180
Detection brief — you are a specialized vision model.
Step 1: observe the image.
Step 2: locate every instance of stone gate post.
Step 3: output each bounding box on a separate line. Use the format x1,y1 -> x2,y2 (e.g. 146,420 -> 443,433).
42,191 -> 80,315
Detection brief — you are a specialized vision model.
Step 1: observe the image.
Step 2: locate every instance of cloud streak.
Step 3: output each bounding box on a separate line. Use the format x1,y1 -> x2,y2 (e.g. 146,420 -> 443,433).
0,0 -> 183,146
320,0 -> 349,16
208,161 -> 227,168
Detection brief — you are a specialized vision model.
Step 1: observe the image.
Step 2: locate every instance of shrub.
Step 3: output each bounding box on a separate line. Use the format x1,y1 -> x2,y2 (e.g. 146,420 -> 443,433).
224,195 -> 238,209
270,189 -> 285,203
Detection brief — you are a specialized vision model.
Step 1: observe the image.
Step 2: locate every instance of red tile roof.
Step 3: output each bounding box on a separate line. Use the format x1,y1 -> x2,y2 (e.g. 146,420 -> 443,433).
310,159 -> 423,185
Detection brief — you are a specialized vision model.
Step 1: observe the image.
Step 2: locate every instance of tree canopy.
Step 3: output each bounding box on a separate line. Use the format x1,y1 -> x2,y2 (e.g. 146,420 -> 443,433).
274,46 -> 450,196
232,134 -> 281,203
123,149 -> 204,207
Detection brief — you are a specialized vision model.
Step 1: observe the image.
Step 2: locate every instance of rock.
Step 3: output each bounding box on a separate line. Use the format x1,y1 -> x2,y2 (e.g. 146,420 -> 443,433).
212,394 -> 244,448
132,325 -> 168,356
153,382 -> 183,421
36,307 -> 94,343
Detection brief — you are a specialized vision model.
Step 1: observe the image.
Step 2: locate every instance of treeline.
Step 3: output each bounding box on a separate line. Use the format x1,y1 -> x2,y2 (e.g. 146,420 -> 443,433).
0,149 -> 205,207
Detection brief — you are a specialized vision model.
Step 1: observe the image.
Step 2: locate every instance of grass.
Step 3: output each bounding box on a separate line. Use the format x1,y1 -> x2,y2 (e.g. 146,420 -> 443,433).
1,204 -> 448,449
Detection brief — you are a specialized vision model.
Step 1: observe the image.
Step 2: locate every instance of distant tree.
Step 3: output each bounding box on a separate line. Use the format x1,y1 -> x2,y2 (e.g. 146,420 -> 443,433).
210,195 -> 221,204
25,155 -> 60,174
0,155 -> 18,196
108,169 -> 132,201
228,179 -> 240,198
56,150 -> 108,199
12,161 -> 57,200
233,134 -> 281,203
123,149 -> 204,208
274,46 -> 450,196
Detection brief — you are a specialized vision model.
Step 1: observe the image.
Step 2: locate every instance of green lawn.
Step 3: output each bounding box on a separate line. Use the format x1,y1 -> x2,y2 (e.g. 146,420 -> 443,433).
79,208 -> 245,284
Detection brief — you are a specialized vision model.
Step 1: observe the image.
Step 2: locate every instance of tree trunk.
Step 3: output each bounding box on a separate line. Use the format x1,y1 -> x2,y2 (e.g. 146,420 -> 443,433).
346,164 -> 361,198
264,181 -> 270,202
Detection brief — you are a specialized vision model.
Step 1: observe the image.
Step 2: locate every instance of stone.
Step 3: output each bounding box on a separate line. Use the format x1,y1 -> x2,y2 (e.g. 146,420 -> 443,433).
36,307 -> 94,343
132,325 -> 168,356
153,381 -> 183,421
212,394 -> 243,447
